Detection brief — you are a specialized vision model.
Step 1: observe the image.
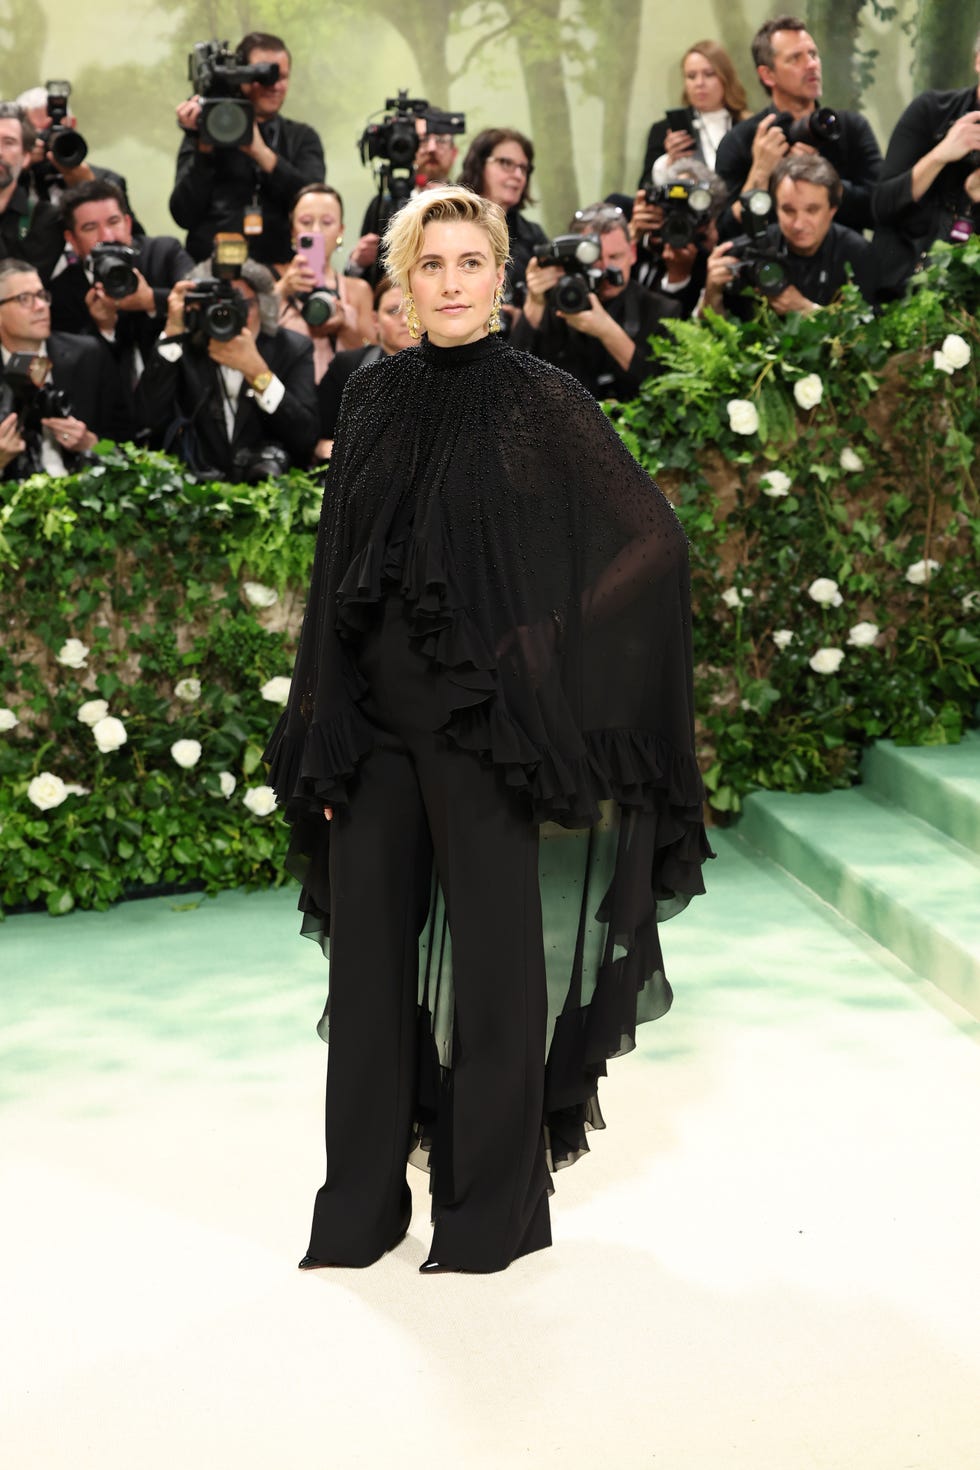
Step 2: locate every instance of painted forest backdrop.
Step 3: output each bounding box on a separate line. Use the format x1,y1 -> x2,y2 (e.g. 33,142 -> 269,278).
2,0 -> 979,240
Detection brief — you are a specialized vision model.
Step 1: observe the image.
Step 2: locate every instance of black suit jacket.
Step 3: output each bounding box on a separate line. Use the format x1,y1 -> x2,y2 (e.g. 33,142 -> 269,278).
169,116 -> 326,265
317,344 -> 383,439
1,330 -> 123,480
0,184 -> 64,283
135,325 -> 319,476
715,104 -> 883,235
872,85 -> 980,298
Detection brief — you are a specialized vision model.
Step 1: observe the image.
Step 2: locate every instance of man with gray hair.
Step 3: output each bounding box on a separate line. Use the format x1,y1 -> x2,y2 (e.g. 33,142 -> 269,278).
872,33 -> 980,298
135,252 -> 318,478
703,153 -> 874,318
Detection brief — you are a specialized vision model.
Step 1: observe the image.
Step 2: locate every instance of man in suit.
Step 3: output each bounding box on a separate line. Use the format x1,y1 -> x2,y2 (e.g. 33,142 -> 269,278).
52,180 -> 194,435
14,86 -> 143,233
135,256 -> 318,478
0,258 -> 121,479
0,105 -> 63,284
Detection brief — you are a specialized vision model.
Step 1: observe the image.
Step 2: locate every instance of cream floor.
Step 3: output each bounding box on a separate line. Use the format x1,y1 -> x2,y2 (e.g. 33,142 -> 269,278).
3,831 -> 979,1470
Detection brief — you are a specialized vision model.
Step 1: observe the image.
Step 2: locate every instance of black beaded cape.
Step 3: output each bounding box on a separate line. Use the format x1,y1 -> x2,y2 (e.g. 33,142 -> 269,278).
264,333 -> 711,1174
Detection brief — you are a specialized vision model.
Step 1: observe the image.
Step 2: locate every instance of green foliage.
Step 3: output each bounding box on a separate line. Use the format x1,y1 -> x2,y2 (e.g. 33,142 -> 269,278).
611,237 -> 980,820
0,447 -> 322,917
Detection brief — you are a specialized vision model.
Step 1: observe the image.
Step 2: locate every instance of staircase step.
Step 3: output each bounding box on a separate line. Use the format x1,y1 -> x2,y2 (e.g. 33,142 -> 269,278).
862,733 -> 980,856
738,786 -> 980,1021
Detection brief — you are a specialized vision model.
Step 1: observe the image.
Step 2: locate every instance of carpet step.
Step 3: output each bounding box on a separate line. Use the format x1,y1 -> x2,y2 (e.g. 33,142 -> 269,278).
738,785 -> 980,1021
861,732 -> 980,857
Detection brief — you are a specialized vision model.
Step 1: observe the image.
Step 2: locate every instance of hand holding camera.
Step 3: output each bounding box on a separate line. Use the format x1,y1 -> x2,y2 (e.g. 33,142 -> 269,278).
0,412 -> 26,470
747,114 -> 790,187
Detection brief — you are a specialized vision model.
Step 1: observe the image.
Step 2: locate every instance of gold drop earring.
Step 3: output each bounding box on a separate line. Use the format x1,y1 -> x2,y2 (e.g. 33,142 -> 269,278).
404,294 -> 422,340
488,283 -> 504,334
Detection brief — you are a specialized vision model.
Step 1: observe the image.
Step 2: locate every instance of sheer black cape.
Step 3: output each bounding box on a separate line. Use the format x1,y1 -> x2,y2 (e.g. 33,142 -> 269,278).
264,333 -> 712,1173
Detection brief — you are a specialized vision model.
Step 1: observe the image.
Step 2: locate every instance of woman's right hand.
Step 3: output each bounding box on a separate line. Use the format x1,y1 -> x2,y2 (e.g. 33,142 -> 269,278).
664,128 -> 696,163
276,254 -> 318,299
0,411 -> 25,469
323,806 -> 333,822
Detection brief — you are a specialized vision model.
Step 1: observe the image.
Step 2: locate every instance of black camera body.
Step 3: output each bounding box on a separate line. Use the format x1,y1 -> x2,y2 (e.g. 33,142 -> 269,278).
358,90 -> 466,232
43,80 -> 87,170
188,40 -> 279,148
183,279 -> 249,342
773,105 -> 841,148
0,352 -> 73,431
726,201 -> 787,298
535,233 -> 620,314
231,442 -> 290,483
90,242 -> 140,300
643,179 -> 714,249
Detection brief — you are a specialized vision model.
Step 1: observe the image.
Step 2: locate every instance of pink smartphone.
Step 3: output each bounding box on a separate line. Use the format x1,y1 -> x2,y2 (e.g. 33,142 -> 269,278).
297,232 -> 326,287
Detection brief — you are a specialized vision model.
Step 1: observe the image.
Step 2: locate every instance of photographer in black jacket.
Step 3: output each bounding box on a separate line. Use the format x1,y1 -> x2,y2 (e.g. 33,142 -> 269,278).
702,155 -> 874,319
169,31 -> 325,266
135,254 -> 318,479
0,105 -> 63,283
714,15 -> 881,235
872,34 -> 980,299
510,201 -> 681,401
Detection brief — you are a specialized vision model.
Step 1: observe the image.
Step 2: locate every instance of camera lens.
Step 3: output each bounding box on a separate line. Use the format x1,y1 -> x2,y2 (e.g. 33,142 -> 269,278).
50,127 -> 88,169
301,290 -> 335,327
204,300 -> 242,340
202,98 -> 252,148
754,259 -> 787,295
554,275 -> 590,314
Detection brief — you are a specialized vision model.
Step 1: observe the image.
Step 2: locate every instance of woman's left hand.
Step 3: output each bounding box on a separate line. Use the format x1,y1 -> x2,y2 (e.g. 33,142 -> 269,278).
323,805 -> 333,821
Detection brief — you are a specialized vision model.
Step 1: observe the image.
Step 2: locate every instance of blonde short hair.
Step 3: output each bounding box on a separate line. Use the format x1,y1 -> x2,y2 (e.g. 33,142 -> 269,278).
381,186 -> 511,294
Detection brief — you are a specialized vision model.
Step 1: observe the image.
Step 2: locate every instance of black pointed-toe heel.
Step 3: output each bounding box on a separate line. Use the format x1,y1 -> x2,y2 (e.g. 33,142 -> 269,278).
299,1224 -> 410,1271
419,1258 -> 463,1275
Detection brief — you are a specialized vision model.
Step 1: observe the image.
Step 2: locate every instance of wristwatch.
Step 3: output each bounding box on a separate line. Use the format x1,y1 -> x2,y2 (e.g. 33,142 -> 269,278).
249,369 -> 274,394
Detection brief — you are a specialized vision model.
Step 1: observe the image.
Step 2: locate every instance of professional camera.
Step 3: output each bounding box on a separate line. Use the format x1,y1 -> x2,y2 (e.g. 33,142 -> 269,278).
90,242 -> 140,300
725,189 -> 787,298
536,234 -> 621,314
231,442 -> 290,483
188,40 -> 279,148
358,90 -> 465,230
772,105 -> 841,148
0,352 -> 73,429
183,233 -> 250,343
42,80 -> 88,170
298,286 -> 339,328
643,179 -> 713,249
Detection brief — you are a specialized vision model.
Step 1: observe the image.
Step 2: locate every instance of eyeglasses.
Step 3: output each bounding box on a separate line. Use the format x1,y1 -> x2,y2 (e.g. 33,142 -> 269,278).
488,156 -> 531,177
0,288 -> 52,308
421,134 -> 454,149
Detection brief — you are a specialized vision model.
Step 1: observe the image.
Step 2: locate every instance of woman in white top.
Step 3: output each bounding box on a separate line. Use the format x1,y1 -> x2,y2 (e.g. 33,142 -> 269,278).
274,185 -> 375,383
639,40 -> 750,187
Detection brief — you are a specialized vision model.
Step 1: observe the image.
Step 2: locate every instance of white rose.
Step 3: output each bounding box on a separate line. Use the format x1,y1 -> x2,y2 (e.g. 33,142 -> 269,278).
27,771 -> 69,810
760,470 -> 791,498
174,677 -> 202,702
243,784 -> 277,817
171,738 -> 202,769
807,577 -> 843,607
92,715 -> 128,754
839,447 -> 863,473
793,373 -> 824,410
726,399 -> 759,435
962,590 -> 980,613
243,581 -> 279,608
260,676 -> 292,704
847,621 -> 879,648
219,771 -> 236,799
906,558 -> 941,586
941,333 -> 971,370
933,349 -> 955,375
56,638 -> 89,669
809,647 -> 845,675
772,629 -> 795,649
77,699 -> 109,726
721,586 -> 753,609
0,707 -> 19,731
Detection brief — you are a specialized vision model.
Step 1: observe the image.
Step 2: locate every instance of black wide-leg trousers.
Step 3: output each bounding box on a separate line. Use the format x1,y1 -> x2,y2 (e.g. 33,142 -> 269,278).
306,597 -> 552,1271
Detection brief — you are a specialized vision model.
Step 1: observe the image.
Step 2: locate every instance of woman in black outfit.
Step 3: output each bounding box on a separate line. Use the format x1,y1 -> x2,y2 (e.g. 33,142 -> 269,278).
457,128 -> 547,314
265,186 -> 711,1275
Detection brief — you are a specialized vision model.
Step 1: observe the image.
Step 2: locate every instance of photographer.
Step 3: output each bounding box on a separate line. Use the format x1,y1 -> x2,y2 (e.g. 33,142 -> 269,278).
135,252 -> 318,479
169,32 -> 325,266
714,16 -> 881,235
510,202 -> 681,401
629,159 -> 726,317
275,185 -> 374,382
15,84 -> 142,230
458,128 -> 547,315
701,155 -> 874,320
348,113 -> 460,288
51,181 -> 194,433
0,258 -> 121,480
316,275 -> 414,456
872,32 -> 980,299
0,105 -> 63,283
